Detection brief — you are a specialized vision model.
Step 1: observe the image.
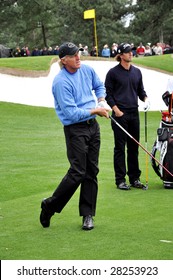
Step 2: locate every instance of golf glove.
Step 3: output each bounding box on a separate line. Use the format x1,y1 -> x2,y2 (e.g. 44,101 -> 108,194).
97,100 -> 112,111
143,99 -> 150,112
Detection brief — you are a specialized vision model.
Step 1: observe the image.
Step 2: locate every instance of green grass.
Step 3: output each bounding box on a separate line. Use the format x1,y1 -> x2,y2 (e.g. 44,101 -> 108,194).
1,102 -> 173,260
0,56 -> 57,71
0,54 -> 172,74
133,54 -> 173,74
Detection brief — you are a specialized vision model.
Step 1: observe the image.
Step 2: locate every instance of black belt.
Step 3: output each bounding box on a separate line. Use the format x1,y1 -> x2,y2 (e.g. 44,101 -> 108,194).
76,118 -> 96,125
65,118 -> 96,127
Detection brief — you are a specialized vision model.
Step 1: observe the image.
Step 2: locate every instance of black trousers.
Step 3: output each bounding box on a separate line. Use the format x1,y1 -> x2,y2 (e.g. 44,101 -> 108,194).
111,110 -> 141,185
46,119 -> 100,217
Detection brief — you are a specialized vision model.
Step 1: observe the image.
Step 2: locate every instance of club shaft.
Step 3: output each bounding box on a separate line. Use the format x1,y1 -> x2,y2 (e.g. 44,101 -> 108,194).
145,111 -> 147,143
109,115 -> 173,178
145,111 -> 148,185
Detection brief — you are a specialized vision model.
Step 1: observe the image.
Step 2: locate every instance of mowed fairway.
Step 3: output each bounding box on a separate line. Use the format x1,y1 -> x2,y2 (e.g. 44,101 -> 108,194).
0,102 -> 173,260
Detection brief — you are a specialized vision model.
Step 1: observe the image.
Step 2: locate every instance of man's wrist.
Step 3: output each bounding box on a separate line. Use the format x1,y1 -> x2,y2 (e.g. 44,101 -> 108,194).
98,97 -> 105,102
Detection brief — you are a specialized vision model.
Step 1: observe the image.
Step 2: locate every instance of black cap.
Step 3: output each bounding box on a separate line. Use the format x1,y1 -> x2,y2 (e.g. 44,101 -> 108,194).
117,43 -> 132,54
59,42 -> 83,59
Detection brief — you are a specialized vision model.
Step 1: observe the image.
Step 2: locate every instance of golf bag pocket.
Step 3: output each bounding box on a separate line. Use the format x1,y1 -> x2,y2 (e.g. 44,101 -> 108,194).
160,128 -> 173,183
157,128 -> 168,141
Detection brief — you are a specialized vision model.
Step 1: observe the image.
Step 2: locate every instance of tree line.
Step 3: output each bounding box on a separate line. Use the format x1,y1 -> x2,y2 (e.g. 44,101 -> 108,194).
0,0 -> 172,51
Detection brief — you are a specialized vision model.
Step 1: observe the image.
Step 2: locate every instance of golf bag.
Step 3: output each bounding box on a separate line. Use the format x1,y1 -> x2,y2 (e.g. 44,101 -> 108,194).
151,91 -> 173,188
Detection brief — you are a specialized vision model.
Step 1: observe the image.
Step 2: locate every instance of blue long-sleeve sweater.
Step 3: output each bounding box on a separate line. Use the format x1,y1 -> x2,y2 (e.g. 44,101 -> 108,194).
52,64 -> 106,125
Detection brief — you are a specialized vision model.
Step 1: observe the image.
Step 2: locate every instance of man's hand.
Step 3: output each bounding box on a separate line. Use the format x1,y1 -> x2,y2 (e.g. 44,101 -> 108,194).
143,98 -> 150,112
91,107 -> 110,118
112,105 -> 124,117
97,100 -> 112,111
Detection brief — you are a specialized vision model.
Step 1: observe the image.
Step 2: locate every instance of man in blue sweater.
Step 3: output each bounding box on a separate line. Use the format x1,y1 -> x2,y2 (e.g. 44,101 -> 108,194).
105,43 -> 150,190
40,42 -> 111,230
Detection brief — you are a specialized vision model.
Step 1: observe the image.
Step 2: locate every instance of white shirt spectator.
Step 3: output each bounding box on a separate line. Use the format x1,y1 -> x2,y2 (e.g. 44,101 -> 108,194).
153,43 -> 163,55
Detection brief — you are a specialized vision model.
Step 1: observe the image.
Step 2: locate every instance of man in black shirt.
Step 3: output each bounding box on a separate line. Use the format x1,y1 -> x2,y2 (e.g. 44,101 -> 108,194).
105,43 -> 150,190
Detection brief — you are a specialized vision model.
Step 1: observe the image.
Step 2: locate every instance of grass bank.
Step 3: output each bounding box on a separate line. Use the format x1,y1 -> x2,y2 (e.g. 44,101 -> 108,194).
0,54 -> 172,76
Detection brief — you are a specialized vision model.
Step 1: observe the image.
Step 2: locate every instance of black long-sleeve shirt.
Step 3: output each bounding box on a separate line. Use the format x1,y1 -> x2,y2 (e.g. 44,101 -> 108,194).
105,63 -> 147,111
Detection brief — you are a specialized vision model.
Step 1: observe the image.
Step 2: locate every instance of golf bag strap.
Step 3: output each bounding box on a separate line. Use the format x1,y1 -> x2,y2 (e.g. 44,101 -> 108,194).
151,141 -> 162,178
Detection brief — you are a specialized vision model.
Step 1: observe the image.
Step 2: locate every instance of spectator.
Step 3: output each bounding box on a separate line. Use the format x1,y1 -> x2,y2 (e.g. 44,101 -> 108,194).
163,44 -> 173,54
21,46 -> 30,56
78,43 -> 83,49
82,46 -> 89,56
144,44 -> 152,56
54,46 -> 59,55
48,46 -> 54,55
90,46 -> 98,56
13,46 -> 21,57
42,47 -> 48,55
110,43 -> 117,58
153,43 -> 163,55
136,42 -> 145,56
21,46 -> 27,57
25,46 -> 30,56
131,43 -> 137,57
101,44 -> 110,58
31,47 -> 40,56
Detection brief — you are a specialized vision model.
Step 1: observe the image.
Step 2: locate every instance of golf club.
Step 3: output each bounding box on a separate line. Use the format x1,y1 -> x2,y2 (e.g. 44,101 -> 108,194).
145,111 -> 149,189
109,115 -> 173,182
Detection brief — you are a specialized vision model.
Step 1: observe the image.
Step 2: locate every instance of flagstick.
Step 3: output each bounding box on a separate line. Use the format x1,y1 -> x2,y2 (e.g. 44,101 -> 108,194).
94,15 -> 98,57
